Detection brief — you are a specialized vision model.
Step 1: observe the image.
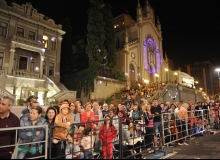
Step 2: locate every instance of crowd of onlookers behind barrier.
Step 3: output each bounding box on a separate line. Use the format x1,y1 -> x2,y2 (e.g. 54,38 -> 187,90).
0,93 -> 220,159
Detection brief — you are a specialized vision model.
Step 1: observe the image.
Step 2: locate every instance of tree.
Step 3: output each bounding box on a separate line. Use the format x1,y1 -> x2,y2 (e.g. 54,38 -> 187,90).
60,17 -> 73,82
101,3 -> 116,68
72,39 -> 89,72
86,0 -> 107,65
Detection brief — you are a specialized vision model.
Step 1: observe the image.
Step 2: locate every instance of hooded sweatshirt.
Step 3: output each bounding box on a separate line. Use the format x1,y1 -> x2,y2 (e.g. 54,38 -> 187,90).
53,104 -> 74,140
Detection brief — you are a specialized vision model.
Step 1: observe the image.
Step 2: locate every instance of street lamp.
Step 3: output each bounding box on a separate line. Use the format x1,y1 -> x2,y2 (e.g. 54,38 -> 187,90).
155,74 -> 159,89
165,68 -> 168,81
174,72 -> 178,83
215,68 -> 220,79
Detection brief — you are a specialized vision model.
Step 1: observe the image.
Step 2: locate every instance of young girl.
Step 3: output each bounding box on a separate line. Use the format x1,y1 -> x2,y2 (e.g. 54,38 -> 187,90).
80,126 -> 95,159
52,104 -> 74,159
99,115 -> 117,159
65,133 -> 84,159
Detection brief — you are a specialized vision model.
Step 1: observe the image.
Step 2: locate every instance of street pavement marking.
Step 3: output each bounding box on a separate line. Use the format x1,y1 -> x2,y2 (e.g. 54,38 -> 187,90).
158,151 -> 177,159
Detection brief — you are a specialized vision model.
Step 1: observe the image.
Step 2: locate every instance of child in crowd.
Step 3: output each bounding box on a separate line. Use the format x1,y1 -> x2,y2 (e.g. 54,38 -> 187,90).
99,115 -> 117,159
80,126 -> 95,159
52,104 -> 74,159
65,132 -> 84,159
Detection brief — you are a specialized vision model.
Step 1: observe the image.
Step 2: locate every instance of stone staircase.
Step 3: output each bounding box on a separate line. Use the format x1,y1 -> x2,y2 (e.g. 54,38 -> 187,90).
43,75 -> 77,105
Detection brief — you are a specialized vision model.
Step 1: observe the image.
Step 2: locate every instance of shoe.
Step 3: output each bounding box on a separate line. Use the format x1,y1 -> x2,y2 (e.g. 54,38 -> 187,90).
191,137 -> 195,140
178,143 -> 183,146
183,142 -> 189,146
146,148 -> 151,151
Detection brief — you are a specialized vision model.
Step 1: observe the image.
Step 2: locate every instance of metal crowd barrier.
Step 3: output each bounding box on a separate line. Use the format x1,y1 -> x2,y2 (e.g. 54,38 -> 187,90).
0,124 -> 48,159
1,108 -> 217,159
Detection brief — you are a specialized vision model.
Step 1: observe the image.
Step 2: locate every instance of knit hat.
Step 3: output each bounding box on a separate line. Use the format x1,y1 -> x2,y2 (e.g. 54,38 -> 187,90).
59,104 -> 70,111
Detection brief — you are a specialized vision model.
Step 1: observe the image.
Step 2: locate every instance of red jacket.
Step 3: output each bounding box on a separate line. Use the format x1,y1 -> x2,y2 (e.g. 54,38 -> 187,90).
99,124 -> 117,144
80,111 -> 95,128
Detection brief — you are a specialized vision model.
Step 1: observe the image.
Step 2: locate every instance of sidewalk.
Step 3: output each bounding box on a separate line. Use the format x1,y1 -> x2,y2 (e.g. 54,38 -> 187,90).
142,131 -> 220,159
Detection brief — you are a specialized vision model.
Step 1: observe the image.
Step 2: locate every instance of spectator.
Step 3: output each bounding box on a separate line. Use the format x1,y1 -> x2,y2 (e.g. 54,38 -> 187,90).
52,104 -> 74,159
0,96 -> 20,159
150,99 -> 163,150
45,106 -> 57,158
65,132 -> 84,159
80,102 -> 96,129
17,106 -> 47,159
20,95 -> 35,117
81,126 -> 94,159
69,102 -> 80,130
102,103 -> 109,118
99,115 -> 117,159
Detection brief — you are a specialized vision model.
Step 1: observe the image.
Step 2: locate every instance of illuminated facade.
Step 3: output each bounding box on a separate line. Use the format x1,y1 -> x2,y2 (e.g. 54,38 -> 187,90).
0,0 -> 76,105
114,0 -> 169,86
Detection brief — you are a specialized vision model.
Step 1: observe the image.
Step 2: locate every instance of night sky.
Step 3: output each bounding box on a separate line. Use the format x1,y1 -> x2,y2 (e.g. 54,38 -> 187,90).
5,0 -> 220,69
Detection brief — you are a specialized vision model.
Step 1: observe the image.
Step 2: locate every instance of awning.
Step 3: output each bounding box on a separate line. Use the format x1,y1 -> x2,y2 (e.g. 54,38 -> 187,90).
29,87 -> 50,92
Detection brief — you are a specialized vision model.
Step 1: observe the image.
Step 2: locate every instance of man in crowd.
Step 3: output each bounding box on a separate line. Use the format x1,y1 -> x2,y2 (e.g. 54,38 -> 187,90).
0,96 -> 20,159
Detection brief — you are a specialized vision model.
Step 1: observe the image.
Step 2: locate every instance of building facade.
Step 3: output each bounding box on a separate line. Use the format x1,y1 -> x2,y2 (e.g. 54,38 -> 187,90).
181,61 -> 216,99
113,0 -> 169,87
0,0 -> 76,105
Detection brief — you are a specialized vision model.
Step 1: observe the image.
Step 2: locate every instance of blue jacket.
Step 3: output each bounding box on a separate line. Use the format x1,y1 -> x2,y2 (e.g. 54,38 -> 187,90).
18,116 -> 47,144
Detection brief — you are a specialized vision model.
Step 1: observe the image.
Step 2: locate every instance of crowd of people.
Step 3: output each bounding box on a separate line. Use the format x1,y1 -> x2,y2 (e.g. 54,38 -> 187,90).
0,91 -> 220,159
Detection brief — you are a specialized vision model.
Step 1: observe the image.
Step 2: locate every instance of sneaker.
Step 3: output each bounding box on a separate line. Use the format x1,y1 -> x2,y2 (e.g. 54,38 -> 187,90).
183,142 -> 189,146
178,143 -> 183,146
146,148 -> 151,151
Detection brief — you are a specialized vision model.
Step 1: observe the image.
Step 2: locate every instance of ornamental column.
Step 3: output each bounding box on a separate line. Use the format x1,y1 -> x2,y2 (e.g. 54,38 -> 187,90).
40,56 -> 45,78
8,48 -> 15,74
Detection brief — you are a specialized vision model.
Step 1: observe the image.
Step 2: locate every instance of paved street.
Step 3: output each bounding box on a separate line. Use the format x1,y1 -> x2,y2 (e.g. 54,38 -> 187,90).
145,131 -> 220,159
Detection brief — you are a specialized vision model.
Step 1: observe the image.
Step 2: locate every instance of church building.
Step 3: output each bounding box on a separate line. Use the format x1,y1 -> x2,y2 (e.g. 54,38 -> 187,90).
114,0 -> 169,86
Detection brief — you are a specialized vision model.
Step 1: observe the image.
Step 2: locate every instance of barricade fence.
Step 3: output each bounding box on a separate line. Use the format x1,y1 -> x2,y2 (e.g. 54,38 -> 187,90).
0,109 -> 218,159
0,124 -> 48,159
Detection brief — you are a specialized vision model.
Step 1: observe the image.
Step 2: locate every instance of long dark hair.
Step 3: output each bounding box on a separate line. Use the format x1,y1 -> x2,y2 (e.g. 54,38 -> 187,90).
104,115 -> 113,126
53,105 -> 60,114
45,106 -> 57,125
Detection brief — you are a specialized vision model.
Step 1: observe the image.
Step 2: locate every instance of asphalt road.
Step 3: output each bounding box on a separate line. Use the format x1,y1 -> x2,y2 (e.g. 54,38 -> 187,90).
159,131 -> 220,159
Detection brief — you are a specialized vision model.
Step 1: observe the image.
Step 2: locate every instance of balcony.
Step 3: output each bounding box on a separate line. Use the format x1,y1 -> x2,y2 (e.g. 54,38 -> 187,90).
12,70 -> 40,79
11,35 -> 45,49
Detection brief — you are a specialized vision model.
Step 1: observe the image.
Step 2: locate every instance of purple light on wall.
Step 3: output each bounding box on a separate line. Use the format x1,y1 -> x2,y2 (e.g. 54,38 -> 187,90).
143,37 -> 162,74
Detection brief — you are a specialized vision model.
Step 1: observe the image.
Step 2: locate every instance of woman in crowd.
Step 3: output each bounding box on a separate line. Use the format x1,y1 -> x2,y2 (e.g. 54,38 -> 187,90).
69,102 -> 80,130
142,104 -> 153,150
80,102 -> 96,129
17,106 -> 47,159
45,106 -> 57,158
126,122 -> 143,158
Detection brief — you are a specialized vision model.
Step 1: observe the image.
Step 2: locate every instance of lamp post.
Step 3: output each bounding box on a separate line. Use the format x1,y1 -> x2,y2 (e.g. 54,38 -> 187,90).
155,74 -> 159,89
174,72 -> 178,83
165,68 -> 168,82
194,80 -> 198,89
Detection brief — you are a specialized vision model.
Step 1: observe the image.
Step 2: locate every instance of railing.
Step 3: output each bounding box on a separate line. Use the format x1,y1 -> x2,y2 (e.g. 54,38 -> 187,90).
49,90 -> 77,101
0,86 -> 14,98
13,70 -> 40,79
0,124 -> 48,159
11,35 -> 45,48
43,75 -> 60,93
96,76 -> 126,85
0,109 -> 214,159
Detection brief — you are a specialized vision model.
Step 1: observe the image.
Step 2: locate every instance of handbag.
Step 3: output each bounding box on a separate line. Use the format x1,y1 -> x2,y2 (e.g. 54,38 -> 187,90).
24,143 -> 43,159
